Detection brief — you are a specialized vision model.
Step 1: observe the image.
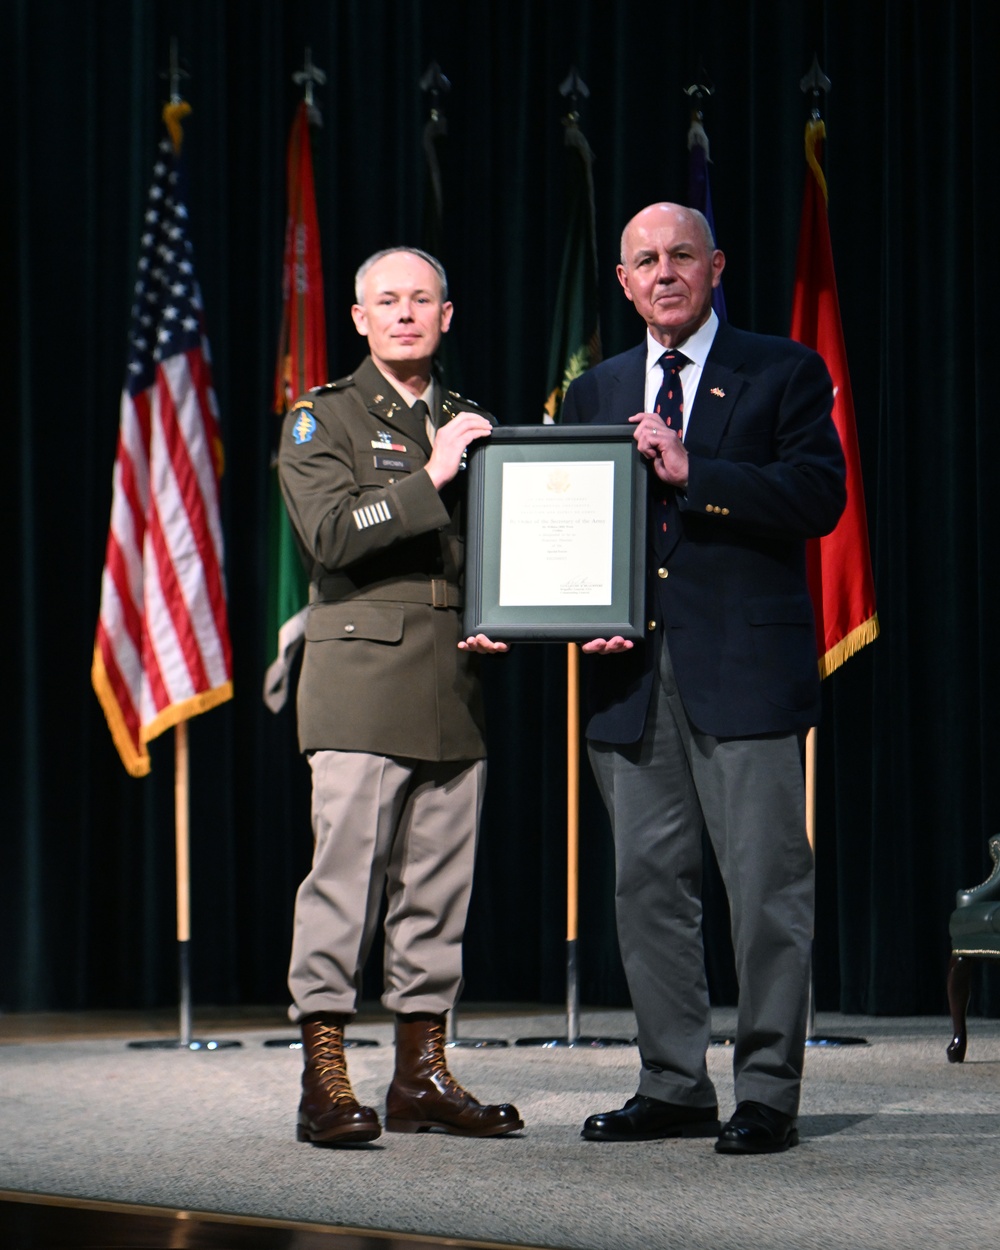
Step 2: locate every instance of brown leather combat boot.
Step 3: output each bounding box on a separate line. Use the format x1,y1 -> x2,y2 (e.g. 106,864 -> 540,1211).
385,1012 -> 524,1136
297,1015 -> 381,1144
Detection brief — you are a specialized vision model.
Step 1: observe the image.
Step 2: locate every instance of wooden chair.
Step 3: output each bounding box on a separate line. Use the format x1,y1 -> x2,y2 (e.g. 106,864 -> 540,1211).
947,834 -> 1000,1062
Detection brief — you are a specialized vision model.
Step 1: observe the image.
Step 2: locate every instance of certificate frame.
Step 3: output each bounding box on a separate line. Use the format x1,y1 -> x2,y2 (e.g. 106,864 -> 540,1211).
462,424 -> 647,641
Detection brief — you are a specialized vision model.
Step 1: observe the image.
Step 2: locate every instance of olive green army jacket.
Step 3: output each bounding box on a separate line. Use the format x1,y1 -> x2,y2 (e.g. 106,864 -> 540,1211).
278,355 -> 491,761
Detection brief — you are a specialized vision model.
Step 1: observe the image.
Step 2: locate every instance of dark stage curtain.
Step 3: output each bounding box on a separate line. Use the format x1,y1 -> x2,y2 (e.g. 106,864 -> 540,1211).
5,0 -> 999,1018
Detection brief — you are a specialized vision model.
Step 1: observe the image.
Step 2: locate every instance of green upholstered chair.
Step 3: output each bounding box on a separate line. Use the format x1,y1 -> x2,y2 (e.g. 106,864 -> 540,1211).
947,834 -> 1000,1062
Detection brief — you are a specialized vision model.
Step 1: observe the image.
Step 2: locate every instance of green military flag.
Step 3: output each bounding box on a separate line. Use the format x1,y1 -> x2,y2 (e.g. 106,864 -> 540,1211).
544,78 -> 601,422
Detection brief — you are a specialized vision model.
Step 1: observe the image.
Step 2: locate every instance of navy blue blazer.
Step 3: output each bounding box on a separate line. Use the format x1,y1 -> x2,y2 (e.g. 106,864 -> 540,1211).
561,322 -> 847,743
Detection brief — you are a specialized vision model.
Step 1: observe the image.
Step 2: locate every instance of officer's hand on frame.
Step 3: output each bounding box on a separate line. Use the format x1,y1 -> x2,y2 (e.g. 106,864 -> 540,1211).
458,634 -> 510,654
425,412 -> 493,489
581,636 -> 634,654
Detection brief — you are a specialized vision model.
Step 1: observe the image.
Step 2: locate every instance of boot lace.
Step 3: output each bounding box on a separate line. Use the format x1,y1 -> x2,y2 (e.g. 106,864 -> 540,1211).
424,1019 -> 468,1098
308,1023 -> 357,1103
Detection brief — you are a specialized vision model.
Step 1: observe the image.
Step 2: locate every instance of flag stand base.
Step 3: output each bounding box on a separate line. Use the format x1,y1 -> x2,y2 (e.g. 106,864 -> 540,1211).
128,1038 -> 241,1051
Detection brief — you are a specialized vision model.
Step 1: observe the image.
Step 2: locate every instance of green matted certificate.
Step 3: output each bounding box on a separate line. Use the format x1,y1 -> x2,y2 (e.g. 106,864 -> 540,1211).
463,425 -> 647,640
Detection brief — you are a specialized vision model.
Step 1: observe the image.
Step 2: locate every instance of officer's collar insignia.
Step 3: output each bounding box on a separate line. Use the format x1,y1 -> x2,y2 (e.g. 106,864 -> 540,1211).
291,411 -> 316,444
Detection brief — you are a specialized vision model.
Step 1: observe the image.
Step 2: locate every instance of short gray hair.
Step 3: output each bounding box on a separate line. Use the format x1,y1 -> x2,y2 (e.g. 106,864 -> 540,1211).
354,247 -> 449,303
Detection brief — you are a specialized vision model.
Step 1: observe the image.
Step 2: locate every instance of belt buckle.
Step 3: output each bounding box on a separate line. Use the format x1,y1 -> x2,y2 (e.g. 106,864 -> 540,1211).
431,578 -> 448,609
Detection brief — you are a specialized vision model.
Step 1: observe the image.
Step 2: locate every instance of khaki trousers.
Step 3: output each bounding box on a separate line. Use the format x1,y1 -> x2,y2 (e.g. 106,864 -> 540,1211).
288,750 -> 486,1020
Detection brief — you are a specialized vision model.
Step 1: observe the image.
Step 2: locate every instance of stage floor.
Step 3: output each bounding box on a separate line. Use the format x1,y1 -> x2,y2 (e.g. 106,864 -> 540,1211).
1,1006 -> 998,1250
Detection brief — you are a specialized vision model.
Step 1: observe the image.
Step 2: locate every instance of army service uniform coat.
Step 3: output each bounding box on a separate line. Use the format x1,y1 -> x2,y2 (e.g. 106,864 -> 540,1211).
279,355 -> 489,763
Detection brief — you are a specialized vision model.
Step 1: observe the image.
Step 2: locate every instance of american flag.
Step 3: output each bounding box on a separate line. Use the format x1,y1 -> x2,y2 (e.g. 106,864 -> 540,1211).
92,124 -> 233,777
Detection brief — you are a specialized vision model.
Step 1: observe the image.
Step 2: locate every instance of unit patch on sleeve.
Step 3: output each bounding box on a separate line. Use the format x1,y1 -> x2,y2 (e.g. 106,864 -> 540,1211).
291,411 -> 317,444
352,499 -> 393,530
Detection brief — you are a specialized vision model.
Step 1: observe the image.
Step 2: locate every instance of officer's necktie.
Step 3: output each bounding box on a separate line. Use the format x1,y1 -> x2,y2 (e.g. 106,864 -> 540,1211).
411,397 -> 434,445
651,350 -> 689,557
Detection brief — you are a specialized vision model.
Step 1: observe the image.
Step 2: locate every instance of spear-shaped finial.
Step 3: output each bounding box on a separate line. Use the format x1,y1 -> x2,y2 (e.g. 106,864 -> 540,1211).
800,54 -> 831,120
293,47 -> 327,125
161,37 -> 191,106
420,61 -> 451,122
559,67 -> 590,123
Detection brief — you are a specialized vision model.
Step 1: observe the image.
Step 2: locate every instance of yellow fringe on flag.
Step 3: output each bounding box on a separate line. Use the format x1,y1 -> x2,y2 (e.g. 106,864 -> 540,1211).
818,613 -> 880,680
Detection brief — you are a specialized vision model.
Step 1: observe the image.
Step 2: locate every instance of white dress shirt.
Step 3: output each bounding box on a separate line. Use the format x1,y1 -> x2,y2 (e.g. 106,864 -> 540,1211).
643,310 -> 720,440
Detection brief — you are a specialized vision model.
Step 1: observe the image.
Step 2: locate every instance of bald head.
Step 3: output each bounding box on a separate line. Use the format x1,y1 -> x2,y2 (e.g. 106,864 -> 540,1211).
616,202 -> 725,349
619,203 -> 716,263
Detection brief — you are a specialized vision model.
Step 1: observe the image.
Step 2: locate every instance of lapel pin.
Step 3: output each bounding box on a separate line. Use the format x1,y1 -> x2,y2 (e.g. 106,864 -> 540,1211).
710,386 -> 726,398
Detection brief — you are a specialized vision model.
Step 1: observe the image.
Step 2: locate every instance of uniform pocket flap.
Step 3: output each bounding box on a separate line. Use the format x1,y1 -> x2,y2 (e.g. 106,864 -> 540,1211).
744,594 -> 814,627
306,602 -> 404,643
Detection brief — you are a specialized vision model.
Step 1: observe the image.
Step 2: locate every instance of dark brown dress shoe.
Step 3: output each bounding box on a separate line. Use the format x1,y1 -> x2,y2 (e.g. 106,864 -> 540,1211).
297,1016 -> 382,1145
715,1100 -> 798,1154
385,1014 -> 524,1137
582,1094 -> 720,1141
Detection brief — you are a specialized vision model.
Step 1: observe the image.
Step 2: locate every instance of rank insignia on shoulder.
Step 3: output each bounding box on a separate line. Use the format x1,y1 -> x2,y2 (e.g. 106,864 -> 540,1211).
310,376 -> 353,394
291,412 -> 316,444
442,394 -> 481,419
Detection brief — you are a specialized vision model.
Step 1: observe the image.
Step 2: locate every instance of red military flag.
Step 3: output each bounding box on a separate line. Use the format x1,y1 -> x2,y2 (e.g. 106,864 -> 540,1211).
263,99 -> 328,710
790,118 -> 879,676
92,104 -> 233,776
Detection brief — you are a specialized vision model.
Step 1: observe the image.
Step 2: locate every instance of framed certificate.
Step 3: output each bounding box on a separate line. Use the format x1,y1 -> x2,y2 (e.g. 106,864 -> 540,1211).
462,424 -> 648,641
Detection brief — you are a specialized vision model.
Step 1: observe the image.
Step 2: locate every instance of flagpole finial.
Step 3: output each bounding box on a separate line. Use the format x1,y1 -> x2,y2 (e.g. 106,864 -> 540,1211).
293,47 -> 327,126
559,67 -> 590,125
160,37 -> 191,106
160,40 -> 192,153
420,61 -> 451,122
683,62 -> 715,121
800,55 -> 831,121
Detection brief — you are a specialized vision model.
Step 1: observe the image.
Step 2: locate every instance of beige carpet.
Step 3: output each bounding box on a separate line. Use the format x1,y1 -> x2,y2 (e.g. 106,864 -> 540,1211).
1,1008 -> 998,1249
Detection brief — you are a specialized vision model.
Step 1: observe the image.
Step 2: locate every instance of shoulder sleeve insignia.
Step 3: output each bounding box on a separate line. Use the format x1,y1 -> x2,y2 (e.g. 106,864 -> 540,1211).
290,398 -> 314,412
291,411 -> 317,445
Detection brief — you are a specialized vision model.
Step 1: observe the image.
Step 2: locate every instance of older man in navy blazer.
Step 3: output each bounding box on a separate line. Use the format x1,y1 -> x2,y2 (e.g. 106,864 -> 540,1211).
562,203 -> 846,1154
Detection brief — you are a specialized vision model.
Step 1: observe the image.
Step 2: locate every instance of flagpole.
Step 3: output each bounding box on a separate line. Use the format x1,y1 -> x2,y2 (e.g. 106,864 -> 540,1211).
129,723 -> 238,1051
565,642 -> 581,1043
517,70 -> 629,1049
175,721 -> 192,1046
795,56 -> 870,1050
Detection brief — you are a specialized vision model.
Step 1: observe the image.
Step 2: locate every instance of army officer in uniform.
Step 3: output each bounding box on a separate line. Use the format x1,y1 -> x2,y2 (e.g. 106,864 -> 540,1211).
279,247 -> 522,1145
